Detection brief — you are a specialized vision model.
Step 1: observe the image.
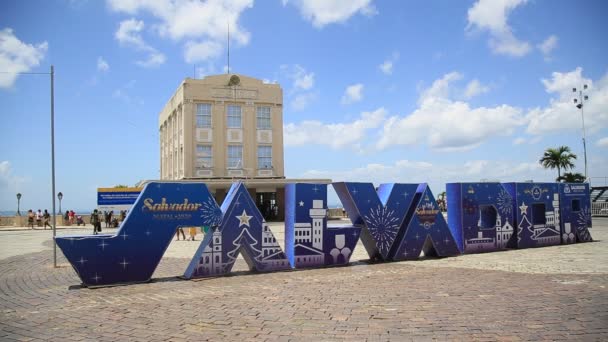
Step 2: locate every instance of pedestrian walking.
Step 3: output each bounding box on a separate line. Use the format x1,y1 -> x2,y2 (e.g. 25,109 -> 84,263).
27,209 -> 35,229
176,227 -> 186,241
187,227 -> 197,241
35,209 -> 43,227
43,209 -> 52,229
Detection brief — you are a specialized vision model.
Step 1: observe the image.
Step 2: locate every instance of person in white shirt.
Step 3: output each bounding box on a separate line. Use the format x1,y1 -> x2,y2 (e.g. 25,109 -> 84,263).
35,209 -> 43,227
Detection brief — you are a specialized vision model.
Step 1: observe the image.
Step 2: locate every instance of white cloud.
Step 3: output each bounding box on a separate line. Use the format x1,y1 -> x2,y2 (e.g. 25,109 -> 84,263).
287,0 -> 377,28
378,71 -> 525,151
107,0 -> 253,63
184,40 -> 223,63
284,107 -> 386,150
512,137 -> 526,145
379,52 -> 399,75
281,64 -> 316,111
290,92 -> 317,112
115,18 -> 166,67
467,0 -> 531,57
419,72 -> 463,103
135,51 -> 166,68
115,18 -> 146,48
526,67 -> 608,135
341,83 -> 364,104
464,79 -> 490,99
292,65 -> 314,91
538,34 -> 558,61
379,60 -> 393,75
298,158 -> 546,197
97,56 -> 109,72
597,137 -> 608,147
0,161 -> 27,191
0,28 -> 48,88
512,136 -> 541,145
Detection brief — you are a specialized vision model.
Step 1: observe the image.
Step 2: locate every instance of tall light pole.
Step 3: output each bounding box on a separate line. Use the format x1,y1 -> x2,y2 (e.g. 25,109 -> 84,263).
573,85 -> 589,182
16,193 -> 22,216
1,66 -> 57,267
50,65 -> 57,268
57,192 -> 63,215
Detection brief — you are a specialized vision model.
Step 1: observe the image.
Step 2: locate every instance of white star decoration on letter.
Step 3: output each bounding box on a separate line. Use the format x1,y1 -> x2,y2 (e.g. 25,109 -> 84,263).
236,210 -> 253,227
519,202 -> 528,216
299,201 -> 304,207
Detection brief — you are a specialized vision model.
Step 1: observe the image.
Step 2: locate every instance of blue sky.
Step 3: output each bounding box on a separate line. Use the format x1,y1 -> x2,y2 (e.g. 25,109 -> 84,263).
1,0 -> 607,212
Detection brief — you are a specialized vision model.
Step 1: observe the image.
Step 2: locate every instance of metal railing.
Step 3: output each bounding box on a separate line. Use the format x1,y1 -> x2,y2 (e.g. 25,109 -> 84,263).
592,202 -> 608,217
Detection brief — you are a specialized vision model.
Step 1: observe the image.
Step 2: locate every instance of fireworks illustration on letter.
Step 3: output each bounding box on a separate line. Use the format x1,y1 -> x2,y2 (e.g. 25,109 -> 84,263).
200,197 -> 223,226
576,207 -> 592,241
497,189 -> 513,216
363,205 -> 400,254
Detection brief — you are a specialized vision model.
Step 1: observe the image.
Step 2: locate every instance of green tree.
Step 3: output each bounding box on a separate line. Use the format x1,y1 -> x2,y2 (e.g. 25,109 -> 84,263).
539,146 -> 577,181
113,184 -> 129,188
557,172 -> 586,183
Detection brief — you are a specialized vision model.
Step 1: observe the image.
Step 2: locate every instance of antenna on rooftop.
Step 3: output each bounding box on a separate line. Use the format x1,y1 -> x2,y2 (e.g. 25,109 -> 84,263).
227,20 -> 230,74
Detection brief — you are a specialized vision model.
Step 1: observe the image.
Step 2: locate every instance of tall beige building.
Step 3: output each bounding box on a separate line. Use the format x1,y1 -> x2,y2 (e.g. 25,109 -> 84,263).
159,74 -> 327,220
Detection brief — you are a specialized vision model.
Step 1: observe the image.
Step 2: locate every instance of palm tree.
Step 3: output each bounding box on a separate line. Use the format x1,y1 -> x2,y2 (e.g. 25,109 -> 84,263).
557,172 -> 586,183
539,146 -> 578,181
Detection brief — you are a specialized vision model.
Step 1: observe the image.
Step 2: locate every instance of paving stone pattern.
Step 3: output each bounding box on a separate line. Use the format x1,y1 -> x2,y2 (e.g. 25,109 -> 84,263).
1,220 -> 607,341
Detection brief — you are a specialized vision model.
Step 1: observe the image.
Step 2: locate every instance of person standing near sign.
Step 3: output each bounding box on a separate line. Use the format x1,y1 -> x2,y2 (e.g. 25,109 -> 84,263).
176,227 -> 186,241
187,227 -> 197,241
91,209 -> 101,235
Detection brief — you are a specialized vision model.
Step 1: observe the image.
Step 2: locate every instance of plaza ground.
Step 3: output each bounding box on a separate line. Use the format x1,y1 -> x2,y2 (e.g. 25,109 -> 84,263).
0,218 -> 607,341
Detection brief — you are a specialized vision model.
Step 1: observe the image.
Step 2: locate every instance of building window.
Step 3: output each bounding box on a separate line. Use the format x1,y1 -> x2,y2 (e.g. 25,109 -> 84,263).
256,106 -> 271,129
258,145 -> 272,169
196,104 -> 211,128
196,145 -> 212,168
227,145 -> 242,168
227,105 -> 241,128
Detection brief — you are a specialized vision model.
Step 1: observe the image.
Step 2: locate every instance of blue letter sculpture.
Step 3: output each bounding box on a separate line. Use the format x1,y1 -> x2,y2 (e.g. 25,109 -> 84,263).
334,182 -> 461,261
55,182 -> 221,286
447,183 -> 516,253
390,183 -> 462,260
503,182 -> 561,249
56,180 -> 594,288
333,182 -> 418,261
184,182 -> 290,278
284,183 -> 361,268
559,183 -> 593,243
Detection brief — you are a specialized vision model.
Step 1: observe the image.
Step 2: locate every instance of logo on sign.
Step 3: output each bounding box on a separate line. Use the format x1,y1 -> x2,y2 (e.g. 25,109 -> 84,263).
142,198 -> 202,212
416,203 -> 439,229
531,186 -> 542,200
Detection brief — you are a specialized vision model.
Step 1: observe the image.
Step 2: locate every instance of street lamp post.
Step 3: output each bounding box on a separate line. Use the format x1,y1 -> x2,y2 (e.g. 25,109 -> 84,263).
1,65 -> 57,267
57,192 -> 63,215
16,193 -> 22,216
573,85 -> 589,182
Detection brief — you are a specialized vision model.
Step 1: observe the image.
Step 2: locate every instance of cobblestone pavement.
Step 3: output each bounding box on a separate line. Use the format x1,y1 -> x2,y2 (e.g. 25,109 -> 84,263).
1,219 -> 607,341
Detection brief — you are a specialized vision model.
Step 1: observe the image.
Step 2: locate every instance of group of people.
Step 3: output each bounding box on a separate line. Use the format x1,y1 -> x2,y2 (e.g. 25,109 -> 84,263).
26,209 -> 52,229
63,210 -> 85,226
90,209 -> 128,234
175,227 -> 198,241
